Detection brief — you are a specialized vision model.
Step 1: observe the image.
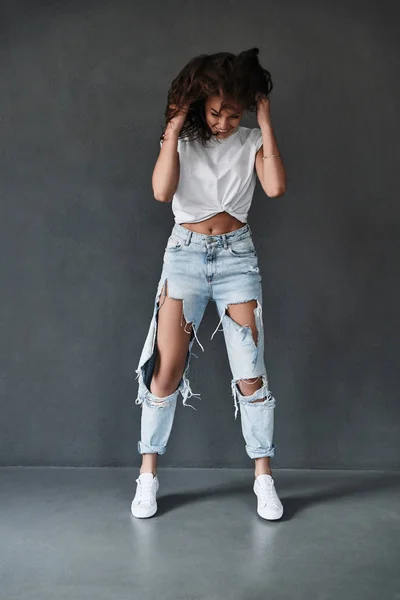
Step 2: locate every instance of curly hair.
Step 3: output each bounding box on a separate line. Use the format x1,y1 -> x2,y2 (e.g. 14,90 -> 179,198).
161,47 -> 273,146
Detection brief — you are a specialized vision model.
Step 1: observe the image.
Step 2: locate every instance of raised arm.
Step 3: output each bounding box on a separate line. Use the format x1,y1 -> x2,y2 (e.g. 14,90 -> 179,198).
152,105 -> 189,203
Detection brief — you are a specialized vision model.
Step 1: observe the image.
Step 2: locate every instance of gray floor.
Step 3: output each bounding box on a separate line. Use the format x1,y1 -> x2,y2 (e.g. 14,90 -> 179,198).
1,468 -> 399,600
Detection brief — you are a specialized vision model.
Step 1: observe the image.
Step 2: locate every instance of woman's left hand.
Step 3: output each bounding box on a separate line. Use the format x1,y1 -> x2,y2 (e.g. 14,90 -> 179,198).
256,93 -> 272,128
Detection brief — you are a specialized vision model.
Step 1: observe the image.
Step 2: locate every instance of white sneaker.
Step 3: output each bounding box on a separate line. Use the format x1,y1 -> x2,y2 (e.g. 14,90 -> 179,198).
253,474 -> 284,520
131,473 -> 159,518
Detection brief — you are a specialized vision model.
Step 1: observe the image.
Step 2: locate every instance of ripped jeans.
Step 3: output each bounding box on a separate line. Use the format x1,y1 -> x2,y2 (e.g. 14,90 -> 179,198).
135,223 -> 276,460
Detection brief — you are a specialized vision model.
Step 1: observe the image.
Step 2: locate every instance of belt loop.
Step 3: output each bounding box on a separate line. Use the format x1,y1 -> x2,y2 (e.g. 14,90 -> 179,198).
185,230 -> 193,246
222,234 -> 228,250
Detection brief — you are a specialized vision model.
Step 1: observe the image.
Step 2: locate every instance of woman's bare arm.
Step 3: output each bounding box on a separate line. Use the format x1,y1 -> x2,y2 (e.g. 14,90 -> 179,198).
152,104 -> 189,203
152,122 -> 181,203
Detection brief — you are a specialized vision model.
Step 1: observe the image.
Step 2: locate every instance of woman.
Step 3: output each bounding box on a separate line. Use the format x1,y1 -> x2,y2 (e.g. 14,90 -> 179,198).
131,48 -> 286,520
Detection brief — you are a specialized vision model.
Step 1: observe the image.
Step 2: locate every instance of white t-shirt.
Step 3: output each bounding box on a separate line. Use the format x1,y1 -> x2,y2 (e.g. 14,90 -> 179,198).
159,126 -> 263,224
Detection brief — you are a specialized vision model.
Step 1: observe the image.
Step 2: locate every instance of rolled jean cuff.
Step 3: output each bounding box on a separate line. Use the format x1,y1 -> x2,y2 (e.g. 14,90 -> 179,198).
137,441 -> 167,455
245,444 -> 276,460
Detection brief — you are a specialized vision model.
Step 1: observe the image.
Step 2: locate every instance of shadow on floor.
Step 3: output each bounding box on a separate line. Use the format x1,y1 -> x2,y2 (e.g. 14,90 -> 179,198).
156,471 -> 400,521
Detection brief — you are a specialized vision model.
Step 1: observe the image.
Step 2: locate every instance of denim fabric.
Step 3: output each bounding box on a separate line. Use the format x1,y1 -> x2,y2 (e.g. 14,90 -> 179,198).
135,223 -> 276,460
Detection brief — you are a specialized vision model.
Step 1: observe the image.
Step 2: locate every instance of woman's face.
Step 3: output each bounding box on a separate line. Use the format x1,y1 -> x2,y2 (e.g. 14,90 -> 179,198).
204,96 -> 244,138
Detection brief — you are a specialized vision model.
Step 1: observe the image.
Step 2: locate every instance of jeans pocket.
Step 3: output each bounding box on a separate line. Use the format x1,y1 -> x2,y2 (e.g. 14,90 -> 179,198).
228,237 -> 256,257
165,236 -> 184,252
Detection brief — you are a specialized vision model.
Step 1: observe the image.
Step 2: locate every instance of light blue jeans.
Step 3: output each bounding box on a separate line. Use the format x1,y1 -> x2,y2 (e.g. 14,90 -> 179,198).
135,223 -> 277,460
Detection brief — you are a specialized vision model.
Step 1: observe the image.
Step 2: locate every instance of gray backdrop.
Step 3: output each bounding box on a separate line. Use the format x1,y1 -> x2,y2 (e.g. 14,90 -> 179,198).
1,0 -> 398,468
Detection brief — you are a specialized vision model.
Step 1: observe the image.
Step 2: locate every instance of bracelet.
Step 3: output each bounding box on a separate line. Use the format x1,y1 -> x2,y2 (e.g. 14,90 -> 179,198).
161,132 -> 178,142
262,153 -> 280,160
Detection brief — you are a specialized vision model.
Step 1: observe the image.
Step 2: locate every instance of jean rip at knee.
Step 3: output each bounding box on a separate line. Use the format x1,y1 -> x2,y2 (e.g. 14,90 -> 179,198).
230,374 -> 276,419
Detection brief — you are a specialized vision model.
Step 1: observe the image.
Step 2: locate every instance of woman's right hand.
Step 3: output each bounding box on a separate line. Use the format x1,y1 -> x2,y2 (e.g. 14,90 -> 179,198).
167,102 -> 191,132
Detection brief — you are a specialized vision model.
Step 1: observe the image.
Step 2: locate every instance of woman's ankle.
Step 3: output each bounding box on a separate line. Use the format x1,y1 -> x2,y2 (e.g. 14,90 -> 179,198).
254,456 -> 272,478
140,453 -> 158,476
140,467 -> 157,476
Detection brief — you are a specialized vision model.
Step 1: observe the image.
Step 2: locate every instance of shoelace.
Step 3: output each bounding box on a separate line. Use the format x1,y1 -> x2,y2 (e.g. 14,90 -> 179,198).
257,479 -> 280,508
135,478 -> 156,505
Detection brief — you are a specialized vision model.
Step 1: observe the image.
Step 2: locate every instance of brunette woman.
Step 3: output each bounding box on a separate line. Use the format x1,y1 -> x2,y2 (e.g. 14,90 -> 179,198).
131,48 -> 286,520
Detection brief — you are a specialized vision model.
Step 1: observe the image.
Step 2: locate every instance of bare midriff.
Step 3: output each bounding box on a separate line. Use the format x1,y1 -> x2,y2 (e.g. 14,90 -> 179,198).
181,212 -> 245,235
